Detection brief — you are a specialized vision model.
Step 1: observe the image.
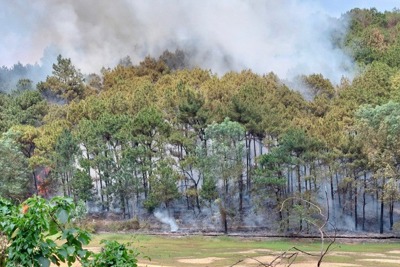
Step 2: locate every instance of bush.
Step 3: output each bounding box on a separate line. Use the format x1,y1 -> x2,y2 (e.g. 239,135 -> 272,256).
0,196 -> 92,267
83,240 -> 139,267
0,196 -> 140,267
111,219 -> 141,232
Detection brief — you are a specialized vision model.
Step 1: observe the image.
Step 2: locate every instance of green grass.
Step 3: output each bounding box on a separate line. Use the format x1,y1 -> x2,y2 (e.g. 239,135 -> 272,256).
87,234 -> 400,266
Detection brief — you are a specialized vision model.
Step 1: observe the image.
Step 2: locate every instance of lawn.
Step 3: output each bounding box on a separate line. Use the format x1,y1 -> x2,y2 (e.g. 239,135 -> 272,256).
85,233 -> 400,267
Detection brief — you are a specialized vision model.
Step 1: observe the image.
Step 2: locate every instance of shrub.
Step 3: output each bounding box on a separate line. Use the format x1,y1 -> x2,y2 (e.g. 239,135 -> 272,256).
0,196 -> 140,267
110,219 -> 141,232
83,240 -> 139,267
0,196 -> 91,267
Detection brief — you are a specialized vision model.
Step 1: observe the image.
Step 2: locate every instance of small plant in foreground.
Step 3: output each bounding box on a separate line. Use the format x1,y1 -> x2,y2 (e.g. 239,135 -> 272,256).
0,196 -> 141,267
83,240 -> 139,267
0,196 -> 91,267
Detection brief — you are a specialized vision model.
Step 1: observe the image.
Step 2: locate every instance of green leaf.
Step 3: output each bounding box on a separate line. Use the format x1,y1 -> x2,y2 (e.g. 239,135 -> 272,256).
67,246 -> 76,255
38,256 -> 50,267
49,220 -> 58,235
57,209 -> 69,224
57,248 -> 68,260
77,249 -> 88,258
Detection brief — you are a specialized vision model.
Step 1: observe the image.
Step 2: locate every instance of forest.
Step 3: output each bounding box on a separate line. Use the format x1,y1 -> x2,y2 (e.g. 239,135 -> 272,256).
1,8 -> 400,236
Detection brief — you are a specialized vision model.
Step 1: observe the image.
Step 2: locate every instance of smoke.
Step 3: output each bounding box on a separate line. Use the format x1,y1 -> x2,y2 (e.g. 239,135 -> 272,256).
154,209 -> 179,232
1,0 -> 355,82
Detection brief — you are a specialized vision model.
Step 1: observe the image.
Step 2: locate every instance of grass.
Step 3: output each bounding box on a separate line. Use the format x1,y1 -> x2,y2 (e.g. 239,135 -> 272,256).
85,233 -> 400,266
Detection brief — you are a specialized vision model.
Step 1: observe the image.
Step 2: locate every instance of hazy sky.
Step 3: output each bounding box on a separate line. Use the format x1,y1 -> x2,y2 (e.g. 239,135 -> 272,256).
0,0 -> 399,83
319,0 -> 399,16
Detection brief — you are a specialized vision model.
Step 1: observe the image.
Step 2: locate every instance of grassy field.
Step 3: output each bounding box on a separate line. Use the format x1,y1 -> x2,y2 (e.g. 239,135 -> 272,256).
85,233 -> 400,267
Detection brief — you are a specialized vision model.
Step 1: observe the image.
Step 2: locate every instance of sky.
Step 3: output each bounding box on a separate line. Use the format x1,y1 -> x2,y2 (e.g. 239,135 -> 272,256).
0,0 -> 399,83
319,0 -> 399,16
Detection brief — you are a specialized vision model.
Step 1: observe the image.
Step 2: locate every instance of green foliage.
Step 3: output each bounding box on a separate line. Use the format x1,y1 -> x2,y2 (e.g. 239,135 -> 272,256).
0,90 -> 48,133
83,240 -> 139,267
254,148 -> 288,191
0,131 -> 31,201
345,8 -> 400,67
0,196 -> 141,267
0,196 -> 91,267
70,170 -> 93,202
3,13 -> 400,236
279,128 -> 322,160
199,177 -> 218,205
148,160 -> 180,209
37,55 -> 86,103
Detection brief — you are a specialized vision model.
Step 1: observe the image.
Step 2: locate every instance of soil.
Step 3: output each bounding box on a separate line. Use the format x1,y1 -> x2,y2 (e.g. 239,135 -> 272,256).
177,257 -> 225,264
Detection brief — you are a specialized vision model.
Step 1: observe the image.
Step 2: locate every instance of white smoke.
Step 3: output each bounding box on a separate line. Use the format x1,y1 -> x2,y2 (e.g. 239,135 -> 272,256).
154,209 -> 179,232
1,0 -> 357,82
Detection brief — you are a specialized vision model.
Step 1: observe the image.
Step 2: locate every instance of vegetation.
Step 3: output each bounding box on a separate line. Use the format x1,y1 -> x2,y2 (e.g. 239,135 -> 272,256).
84,233 -> 400,267
1,8 -> 400,240
0,196 -> 139,267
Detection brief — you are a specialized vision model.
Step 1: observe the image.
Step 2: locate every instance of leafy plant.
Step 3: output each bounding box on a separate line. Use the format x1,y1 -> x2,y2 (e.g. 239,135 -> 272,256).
83,240 -> 139,267
0,196 -> 92,267
0,196 -> 141,267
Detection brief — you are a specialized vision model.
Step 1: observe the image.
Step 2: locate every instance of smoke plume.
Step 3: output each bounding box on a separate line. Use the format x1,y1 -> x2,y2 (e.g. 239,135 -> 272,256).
1,0 -> 354,82
154,209 -> 179,232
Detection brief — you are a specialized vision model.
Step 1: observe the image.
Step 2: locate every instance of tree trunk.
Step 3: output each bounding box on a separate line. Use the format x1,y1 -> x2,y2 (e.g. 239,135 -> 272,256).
336,170 -> 341,208
380,182 -> 385,234
354,171 -> 358,230
98,168 -> 105,211
389,201 -> 394,231
32,171 -> 38,195
253,136 -> 257,167
362,172 -> 367,231
329,166 -> 334,201
246,135 -> 251,191
297,164 -> 302,194
296,163 -> 302,231
194,183 -> 201,213
219,201 -> 228,234
238,174 -> 243,213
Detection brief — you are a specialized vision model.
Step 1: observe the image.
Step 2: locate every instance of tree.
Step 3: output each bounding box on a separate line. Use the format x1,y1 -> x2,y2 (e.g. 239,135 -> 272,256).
254,147 -> 290,231
70,169 -> 94,202
1,89 -> 48,131
37,55 -> 86,103
355,101 -> 400,233
301,73 -> 335,117
0,131 -> 31,201
145,159 -> 180,211
205,118 -> 245,233
3,125 -> 40,195
130,107 -> 171,200
53,129 -> 80,197
279,128 -> 323,232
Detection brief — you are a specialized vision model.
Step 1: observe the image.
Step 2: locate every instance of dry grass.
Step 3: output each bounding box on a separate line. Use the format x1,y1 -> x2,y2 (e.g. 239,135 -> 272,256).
49,233 -> 400,266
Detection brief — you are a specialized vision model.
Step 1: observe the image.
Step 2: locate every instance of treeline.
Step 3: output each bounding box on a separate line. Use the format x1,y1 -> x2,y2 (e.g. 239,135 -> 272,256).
1,8 -> 400,234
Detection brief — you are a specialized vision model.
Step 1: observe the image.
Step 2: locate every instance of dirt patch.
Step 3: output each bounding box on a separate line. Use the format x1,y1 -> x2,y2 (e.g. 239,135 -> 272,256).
242,255 -> 277,264
358,252 -> 387,257
177,257 -> 224,264
291,263 -> 360,267
242,256 -> 361,267
334,252 -> 387,258
237,248 -> 272,254
388,250 -> 400,254
359,259 -> 400,264
138,264 -> 174,267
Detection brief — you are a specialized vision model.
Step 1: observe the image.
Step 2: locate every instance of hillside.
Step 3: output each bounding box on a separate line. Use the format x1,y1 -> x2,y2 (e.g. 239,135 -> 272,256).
1,8 -> 400,235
